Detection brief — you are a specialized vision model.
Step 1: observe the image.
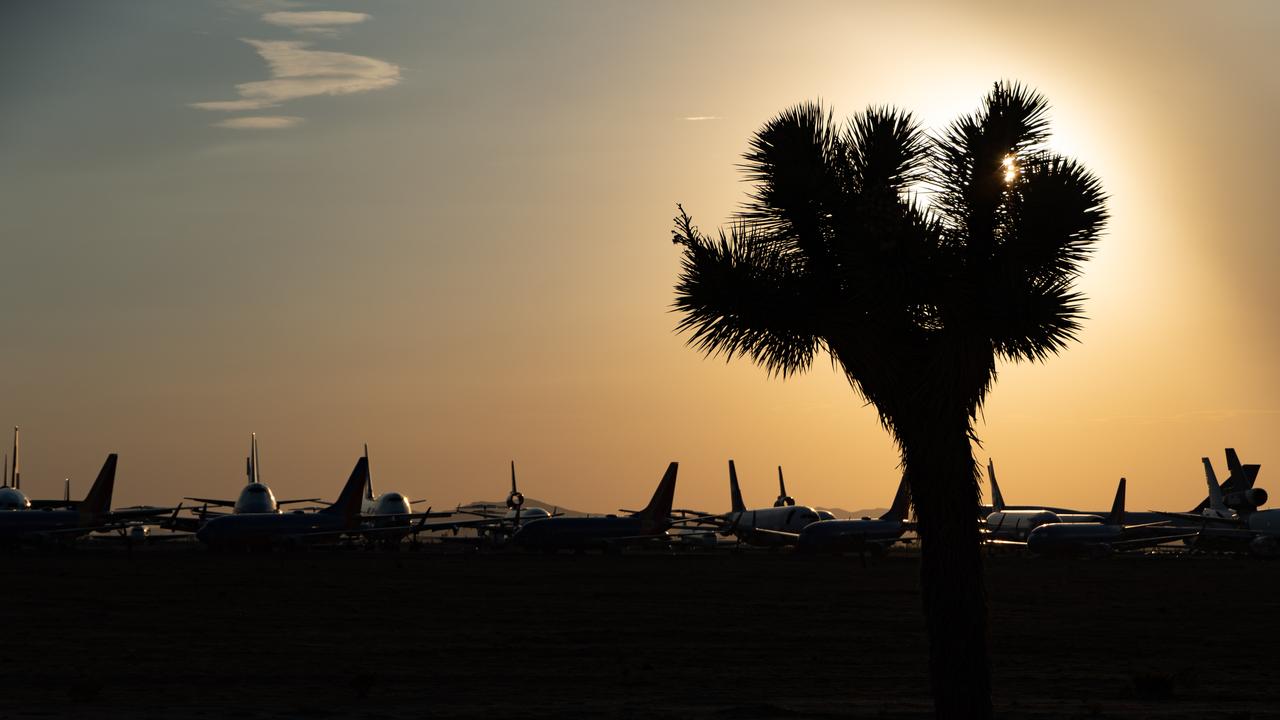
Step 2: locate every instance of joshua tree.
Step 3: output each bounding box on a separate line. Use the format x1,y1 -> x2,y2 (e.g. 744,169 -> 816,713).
669,82 -> 1106,717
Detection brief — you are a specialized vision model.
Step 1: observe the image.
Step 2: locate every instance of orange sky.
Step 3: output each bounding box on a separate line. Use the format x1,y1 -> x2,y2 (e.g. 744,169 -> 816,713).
0,1 -> 1276,513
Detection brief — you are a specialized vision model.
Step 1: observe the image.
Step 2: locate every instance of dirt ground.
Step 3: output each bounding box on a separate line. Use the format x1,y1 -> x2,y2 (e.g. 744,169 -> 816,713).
1,547 -> 1277,719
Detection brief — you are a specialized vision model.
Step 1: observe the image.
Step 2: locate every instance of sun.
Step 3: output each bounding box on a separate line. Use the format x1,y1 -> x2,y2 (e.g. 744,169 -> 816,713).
1001,156 -> 1018,183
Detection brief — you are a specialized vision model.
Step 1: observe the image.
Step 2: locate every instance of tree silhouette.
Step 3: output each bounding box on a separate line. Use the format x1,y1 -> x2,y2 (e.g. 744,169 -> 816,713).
670,81 -> 1106,717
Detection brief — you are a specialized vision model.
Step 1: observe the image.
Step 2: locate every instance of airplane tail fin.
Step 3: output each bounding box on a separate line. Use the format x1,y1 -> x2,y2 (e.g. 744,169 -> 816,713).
988,459 -> 1004,512
79,454 -> 118,522
879,472 -> 911,521
774,466 -> 795,507
1203,458 -> 1226,513
364,444 -> 374,500
1225,448 -> 1243,487
1225,449 -> 1261,493
1107,477 -> 1126,526
1190,449 -> 1259,512
247,432 -> 260,485
11,426 -> 20,491
637,462 -> 678,532
320,456 -> 369,528
728,460 -> 746,513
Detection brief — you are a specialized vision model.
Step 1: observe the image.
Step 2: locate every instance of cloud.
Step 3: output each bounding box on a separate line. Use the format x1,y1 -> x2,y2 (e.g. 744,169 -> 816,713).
228,0 -> 303,12
191,39 -> 401,112
1087,409 -> 1280,425
683,116 -> 722,121
213,115 -> 305,129
261,11 -> 370,34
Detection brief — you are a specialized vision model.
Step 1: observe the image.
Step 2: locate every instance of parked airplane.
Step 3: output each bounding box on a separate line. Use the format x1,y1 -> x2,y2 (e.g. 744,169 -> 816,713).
346,445 -> 453,545
455,461 -> 552,527
184,434 -> 320,516
676,461 -> 823,546
1158,457 -> 1278,557
194,456 -> 368,549
794,473 -> 912,553
983,460 -> 1105,540
1024,478 -> 1196,557
0,427 -> 28,510
0,454 -> 170,545
509,462 -> 677,552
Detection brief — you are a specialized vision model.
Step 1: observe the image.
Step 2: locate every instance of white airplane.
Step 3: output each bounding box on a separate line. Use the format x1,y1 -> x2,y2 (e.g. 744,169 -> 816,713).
0,454 -> 176,546
676,460 -> 823,546
0,426 -> 28,510
983,459 -> 1105,540
183,433 -> 320,517
2,427 -> 81,512
742,473 -> 913,555
1025,478 -> 1198,557
443,462 -> 554,543
1158,455 -> 1277,557
347,445 -> 453,545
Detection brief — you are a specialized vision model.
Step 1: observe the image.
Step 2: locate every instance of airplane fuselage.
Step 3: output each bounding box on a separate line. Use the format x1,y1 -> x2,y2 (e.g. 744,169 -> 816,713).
510,516 -> 663,551
0,487 -> 31,510
727,505 -> 822,543
196,511 -> 347,548
985,510 -> 1061,540
234,483 -> 280,514
1025,522 -> 1121,556
797,518 -> 904,553
0,509 -> 88,542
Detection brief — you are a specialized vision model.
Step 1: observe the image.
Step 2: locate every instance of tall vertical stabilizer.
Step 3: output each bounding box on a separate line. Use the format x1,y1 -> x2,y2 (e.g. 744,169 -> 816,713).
12,426 -> 19,491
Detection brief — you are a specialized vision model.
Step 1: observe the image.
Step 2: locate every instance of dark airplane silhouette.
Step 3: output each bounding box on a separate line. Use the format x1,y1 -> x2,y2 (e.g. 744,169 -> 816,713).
195,456 -> 368,549
509,462 -> 677,552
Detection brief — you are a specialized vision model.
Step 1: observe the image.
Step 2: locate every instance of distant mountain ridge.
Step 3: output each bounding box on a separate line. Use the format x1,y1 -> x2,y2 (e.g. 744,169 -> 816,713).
462,499 -> 887,521
815,506 -> 890,520
460,498 -> 587,517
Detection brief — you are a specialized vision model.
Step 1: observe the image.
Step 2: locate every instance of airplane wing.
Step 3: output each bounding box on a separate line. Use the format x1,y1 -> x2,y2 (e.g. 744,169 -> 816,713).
373,509 -> 456,521
1152,511 -> 1245,526
1109,531 -> 1201,550
183,497 -> 236,507
157,515 -> 203,533
106,506 -> 182,520
669,514 -> 727,528
28,500 -> 76,510
737,527 -> 801,545
277,498 -> 324,506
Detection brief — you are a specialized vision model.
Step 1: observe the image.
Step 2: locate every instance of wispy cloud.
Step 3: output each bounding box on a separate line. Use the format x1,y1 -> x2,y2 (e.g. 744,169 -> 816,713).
191,39 -> 401,113
1087,409 -> 1280,425
261,11 -> 369,35
229,0 -> 303,12
683,116 -> 722,121
213,115 -> 304,129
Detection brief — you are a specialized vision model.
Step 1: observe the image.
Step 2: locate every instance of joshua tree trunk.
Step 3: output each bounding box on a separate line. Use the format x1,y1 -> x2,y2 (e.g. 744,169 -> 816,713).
897,408 -> 993,719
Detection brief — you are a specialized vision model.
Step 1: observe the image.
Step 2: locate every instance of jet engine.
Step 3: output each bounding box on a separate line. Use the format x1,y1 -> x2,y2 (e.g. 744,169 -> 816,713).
1224,488 -> 1268,512
1249,534 -> 1279,558
1086,543 -> 1113,559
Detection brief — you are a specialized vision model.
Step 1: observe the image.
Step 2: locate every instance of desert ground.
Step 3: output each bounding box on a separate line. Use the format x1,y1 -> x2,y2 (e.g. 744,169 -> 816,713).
2,547 -> 1277,719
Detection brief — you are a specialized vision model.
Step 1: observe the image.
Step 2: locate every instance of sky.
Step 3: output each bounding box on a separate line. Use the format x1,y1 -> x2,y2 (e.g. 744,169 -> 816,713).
1,0 -> 1277,513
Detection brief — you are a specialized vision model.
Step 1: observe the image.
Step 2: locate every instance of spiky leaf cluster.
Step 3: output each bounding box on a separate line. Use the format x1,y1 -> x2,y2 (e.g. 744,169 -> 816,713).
672,81 -> 1107,424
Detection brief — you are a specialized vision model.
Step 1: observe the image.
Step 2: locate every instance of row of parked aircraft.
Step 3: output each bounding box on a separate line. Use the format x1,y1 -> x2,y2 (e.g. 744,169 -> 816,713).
1,426 -> 1273,557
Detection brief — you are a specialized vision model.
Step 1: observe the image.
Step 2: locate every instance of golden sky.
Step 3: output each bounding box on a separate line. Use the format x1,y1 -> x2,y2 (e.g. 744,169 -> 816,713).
1,1 -> 1276,513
